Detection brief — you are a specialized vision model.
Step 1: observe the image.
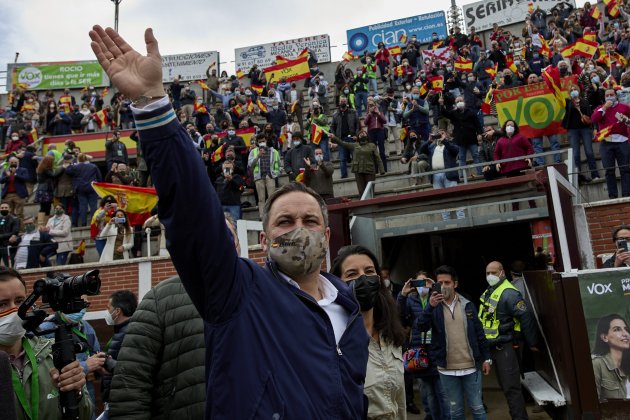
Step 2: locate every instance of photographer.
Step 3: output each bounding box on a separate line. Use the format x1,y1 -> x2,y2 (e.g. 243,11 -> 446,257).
87,290 -> 137,420
0,266 -> 93,419
603,225 -> 630,268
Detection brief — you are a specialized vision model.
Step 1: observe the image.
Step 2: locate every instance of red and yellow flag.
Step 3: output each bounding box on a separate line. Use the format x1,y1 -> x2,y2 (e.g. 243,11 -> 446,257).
505,54 -> 518,73
194,102 -> 208,114
399,126 -> 409,141
251,84 -> 264,95
231,103 -> 244,118
590,6 -> 602,20
91,182 -> 158,225
93,110 -> 109,128
276,48 -> 309,65
613,52 -> 627,67
419,82 -> 429,97
481,87 -> 494,115
211,143 -> 225,162
257,99 -> 268,113
454,57 -> 473,73
236,69 -> 245,79
310,123 -> 327,145
428,76 -> 444,92
196,81 -> 209,90
101,87 -> 110,98
395,65 -> 404,77
607,1 -> 620,17
290,101 -> 299,113
342,51 -> 355,61
573,38 -> 598,58
59,95 -> 72,113
246,100 -> 255,113
388,46 -> 402,56
29,128 -> 38,143
595,125 -> 612,142
560,42 -> 575,58
528,1 -> 534,13
542,66 -> 565,108
399,34 -> 409,44
216,127 -> 257,147
76,240 -> 86,256
263,56 -> 310,83
539,36 -> 551,57
294,168 -> 305,183
485,63 -> 498,79
583,31 -> 597,42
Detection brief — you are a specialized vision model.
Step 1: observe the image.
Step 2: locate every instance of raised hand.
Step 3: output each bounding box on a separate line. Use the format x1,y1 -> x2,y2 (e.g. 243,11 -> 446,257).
89,26 -> 165,101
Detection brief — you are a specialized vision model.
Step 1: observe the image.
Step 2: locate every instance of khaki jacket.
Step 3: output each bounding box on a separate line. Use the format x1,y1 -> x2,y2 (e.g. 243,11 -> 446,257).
365,336 -> 407,419
592,353 -> 629,400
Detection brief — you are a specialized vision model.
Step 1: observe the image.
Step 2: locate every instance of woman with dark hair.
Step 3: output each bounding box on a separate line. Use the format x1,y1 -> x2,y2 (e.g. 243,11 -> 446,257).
591,314 -> 630,399
35,155 -> 55,223
493,119 -> 533,177
99,208 -> 133,263
331,245 -> 407,419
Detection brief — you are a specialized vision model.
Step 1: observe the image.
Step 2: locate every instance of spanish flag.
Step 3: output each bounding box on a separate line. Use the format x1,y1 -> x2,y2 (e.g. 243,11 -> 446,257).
419,82 -> 429,97
246,100 -> 255,113
399,126 -> 409,141
276,48 -> 309,65
59,95 -> 72,113
91,182 -> 158,225
217,127 -> 257,147
101,87 -> 110,98
454,57 -> 473,73
290,101 -> 299,114
194,102 -> 208,114
481,87 -> 494,115
231,103 -> 244,118
505,54 -> 518,73
485,63 -> 498,79
236,69 -> 245,79
573,38 -> 598,58
93,110 -> 109,128
29,128 -> 38,143
399,34 -> 408,44
613,52 -> 627,67
539,36 -> 551,57
428,76 -> 444,92
294,168 -> 305,183
528,1 -> 534,13
342,51 -> 354,61
607,0 -> 620,18
251,84 -> 264,95
602,75 -> 620,90
583,31 -> 597,42
595,125 -> 612,142
211,143 -> 225,163
278,133 -> 287,145
257,99 -> 268,113
196,81 -> 209,90
75,240 -> 86,256
560,42 -> 575,58
310,123 -> 327,145
388,46 -> 402,56
590,6 -> 602,20
395,65 -> 404,78
263,56 -> 311,83
542,65 -> 565,108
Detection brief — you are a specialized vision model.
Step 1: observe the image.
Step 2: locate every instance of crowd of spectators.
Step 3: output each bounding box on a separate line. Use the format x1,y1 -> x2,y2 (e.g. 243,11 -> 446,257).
2,1 -> 630,266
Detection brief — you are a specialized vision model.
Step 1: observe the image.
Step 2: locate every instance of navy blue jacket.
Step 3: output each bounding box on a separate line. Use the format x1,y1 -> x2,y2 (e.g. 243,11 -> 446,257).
416,294 -> 490,370
0,167 -> 29,198
420,140 -> 460,182
65,162 -> 102,194
135,101 -> 369,420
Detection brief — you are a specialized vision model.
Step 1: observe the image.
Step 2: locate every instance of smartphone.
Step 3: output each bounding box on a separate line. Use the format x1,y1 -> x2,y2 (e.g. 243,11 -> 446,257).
617,239 -> 628,252
114,217 -> 126,224
410,279 -> 426,288
432,282 -> 442,295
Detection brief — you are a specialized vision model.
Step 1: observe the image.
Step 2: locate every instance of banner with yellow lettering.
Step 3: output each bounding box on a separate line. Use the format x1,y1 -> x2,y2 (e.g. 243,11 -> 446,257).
494,76 -> 576,138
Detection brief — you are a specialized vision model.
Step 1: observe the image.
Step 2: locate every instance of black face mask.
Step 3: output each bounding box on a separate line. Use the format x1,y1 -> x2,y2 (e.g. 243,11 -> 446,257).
352,275 -> 381,311
0,210 -> 8,217
503,75 -> 512,84
559,68 -> 568,76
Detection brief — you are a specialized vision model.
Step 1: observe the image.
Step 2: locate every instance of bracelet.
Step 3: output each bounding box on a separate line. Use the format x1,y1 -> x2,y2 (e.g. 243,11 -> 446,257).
132,95 -> 166,108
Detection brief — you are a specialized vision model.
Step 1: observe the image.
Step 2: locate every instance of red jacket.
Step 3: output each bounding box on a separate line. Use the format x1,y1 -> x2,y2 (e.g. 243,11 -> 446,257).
494,133 -> 533,174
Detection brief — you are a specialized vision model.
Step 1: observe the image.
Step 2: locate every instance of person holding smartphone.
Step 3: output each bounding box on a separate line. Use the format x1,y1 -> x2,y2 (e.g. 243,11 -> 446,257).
99,209 -> 133,263
603,225 -> 630,267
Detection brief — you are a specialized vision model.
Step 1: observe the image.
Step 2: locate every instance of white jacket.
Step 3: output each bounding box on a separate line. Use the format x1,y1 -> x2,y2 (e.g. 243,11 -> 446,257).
99,222 -> 134,263
46,214 -> 73,254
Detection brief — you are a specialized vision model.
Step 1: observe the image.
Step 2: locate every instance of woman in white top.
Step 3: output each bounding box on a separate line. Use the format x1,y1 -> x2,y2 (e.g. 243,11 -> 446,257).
332,245 -> 407,420
45,204 -> 73,265
99,209 -> 134,263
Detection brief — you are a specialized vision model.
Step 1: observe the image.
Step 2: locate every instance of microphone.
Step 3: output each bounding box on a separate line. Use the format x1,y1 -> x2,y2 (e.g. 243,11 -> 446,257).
0,351 -> 18,420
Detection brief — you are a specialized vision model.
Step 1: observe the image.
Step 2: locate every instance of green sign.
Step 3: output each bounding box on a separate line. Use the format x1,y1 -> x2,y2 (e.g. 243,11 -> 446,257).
577,269 -> 630,401
10,61 -> 109,90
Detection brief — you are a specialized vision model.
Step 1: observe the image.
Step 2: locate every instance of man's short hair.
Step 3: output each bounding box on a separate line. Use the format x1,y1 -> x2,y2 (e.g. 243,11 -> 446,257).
434,265 -> 458,282
612,225 -> 630,242
0,266 -> 24,287
110,290 -> 138,317
262,182 -> 328,231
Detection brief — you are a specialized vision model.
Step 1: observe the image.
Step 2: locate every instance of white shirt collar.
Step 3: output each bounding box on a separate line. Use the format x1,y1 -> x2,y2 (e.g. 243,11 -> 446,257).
277,271 -> 338,307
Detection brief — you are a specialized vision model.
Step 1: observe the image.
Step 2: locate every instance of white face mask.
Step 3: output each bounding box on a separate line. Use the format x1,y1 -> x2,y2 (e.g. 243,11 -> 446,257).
383,279 -> 391,288
105,309 -> 118,326
506,126 -> 515,135
486,274 -> 502,287
417,287 -> 430,296
456,102 -> 465,110
0,310 -> 26,346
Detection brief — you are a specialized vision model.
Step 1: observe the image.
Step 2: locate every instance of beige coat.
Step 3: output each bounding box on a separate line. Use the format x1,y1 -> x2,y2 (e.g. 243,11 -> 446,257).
365,336 -> 407,419
46,214 -> 73,254
99,222 -> 134,263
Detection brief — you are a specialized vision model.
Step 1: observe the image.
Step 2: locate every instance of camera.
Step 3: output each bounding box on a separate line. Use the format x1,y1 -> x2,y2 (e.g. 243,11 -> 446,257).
410,279 -> 426,288
617,239 -> 628,252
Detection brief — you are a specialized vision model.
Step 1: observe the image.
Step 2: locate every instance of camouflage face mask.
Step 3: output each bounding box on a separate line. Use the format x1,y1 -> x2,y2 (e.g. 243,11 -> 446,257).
268,228 -> 327,277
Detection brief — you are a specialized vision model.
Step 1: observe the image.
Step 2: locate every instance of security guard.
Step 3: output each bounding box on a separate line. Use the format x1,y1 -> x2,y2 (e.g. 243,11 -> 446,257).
479,261 -> 539,420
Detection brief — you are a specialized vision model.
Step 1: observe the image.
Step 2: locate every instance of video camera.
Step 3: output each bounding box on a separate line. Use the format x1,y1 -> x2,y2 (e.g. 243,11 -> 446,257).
18,270 -> 101,420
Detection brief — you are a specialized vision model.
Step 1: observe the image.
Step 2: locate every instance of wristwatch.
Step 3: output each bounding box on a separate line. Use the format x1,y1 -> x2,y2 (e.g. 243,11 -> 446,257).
484,359 -> 493,366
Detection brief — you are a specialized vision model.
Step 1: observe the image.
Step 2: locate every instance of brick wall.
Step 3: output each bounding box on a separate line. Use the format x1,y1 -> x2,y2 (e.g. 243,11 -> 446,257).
584,198 -> 630,263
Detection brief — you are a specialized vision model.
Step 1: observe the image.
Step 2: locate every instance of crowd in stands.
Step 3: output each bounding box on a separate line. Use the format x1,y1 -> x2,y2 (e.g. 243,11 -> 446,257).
2,1 -> 630,267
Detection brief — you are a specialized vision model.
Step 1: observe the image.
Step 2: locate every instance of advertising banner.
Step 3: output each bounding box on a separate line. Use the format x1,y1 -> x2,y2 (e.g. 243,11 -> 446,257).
8,61 -> 109,91
494,76 -> 576,138
577,269 -> 630,400
462,0 -> 576,32
346,11 -> 447,54
235,35 -> 331,71
161,51 -> 220,83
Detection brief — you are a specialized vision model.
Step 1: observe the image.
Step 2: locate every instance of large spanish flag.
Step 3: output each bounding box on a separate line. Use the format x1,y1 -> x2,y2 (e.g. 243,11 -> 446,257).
542,65 -> 565,108
263,56 -> 311,83
217,126 -> 257,147
454,57 -> 473,73
91,182 -> 158,225
43,130 -> 137,161
573,38 -> 598,58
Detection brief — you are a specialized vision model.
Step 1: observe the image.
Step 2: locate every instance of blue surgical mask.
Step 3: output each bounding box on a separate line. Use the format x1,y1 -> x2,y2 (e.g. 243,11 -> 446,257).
592,76 -> 600,84
606,95 -> 617,103
533,53 -> 540,59
570,90 -> 579,98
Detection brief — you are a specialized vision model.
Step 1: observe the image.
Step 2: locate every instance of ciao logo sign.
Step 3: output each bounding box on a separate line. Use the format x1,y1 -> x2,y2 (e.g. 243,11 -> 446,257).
17,67 -> 43,88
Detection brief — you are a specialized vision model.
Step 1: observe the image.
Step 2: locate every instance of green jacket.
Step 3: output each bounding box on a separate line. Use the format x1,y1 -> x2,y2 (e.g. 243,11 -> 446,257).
592,353 -> 629,400
109,277 -> 205,420
12,336 -> 93,420
331,137 -> 384,174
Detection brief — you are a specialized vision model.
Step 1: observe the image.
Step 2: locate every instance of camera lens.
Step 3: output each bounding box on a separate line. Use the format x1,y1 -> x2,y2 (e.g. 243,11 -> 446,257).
64,270 -> 101,296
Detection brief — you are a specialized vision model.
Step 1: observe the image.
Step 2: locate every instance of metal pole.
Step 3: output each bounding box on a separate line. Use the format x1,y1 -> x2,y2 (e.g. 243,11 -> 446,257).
113,0 -> 121,32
